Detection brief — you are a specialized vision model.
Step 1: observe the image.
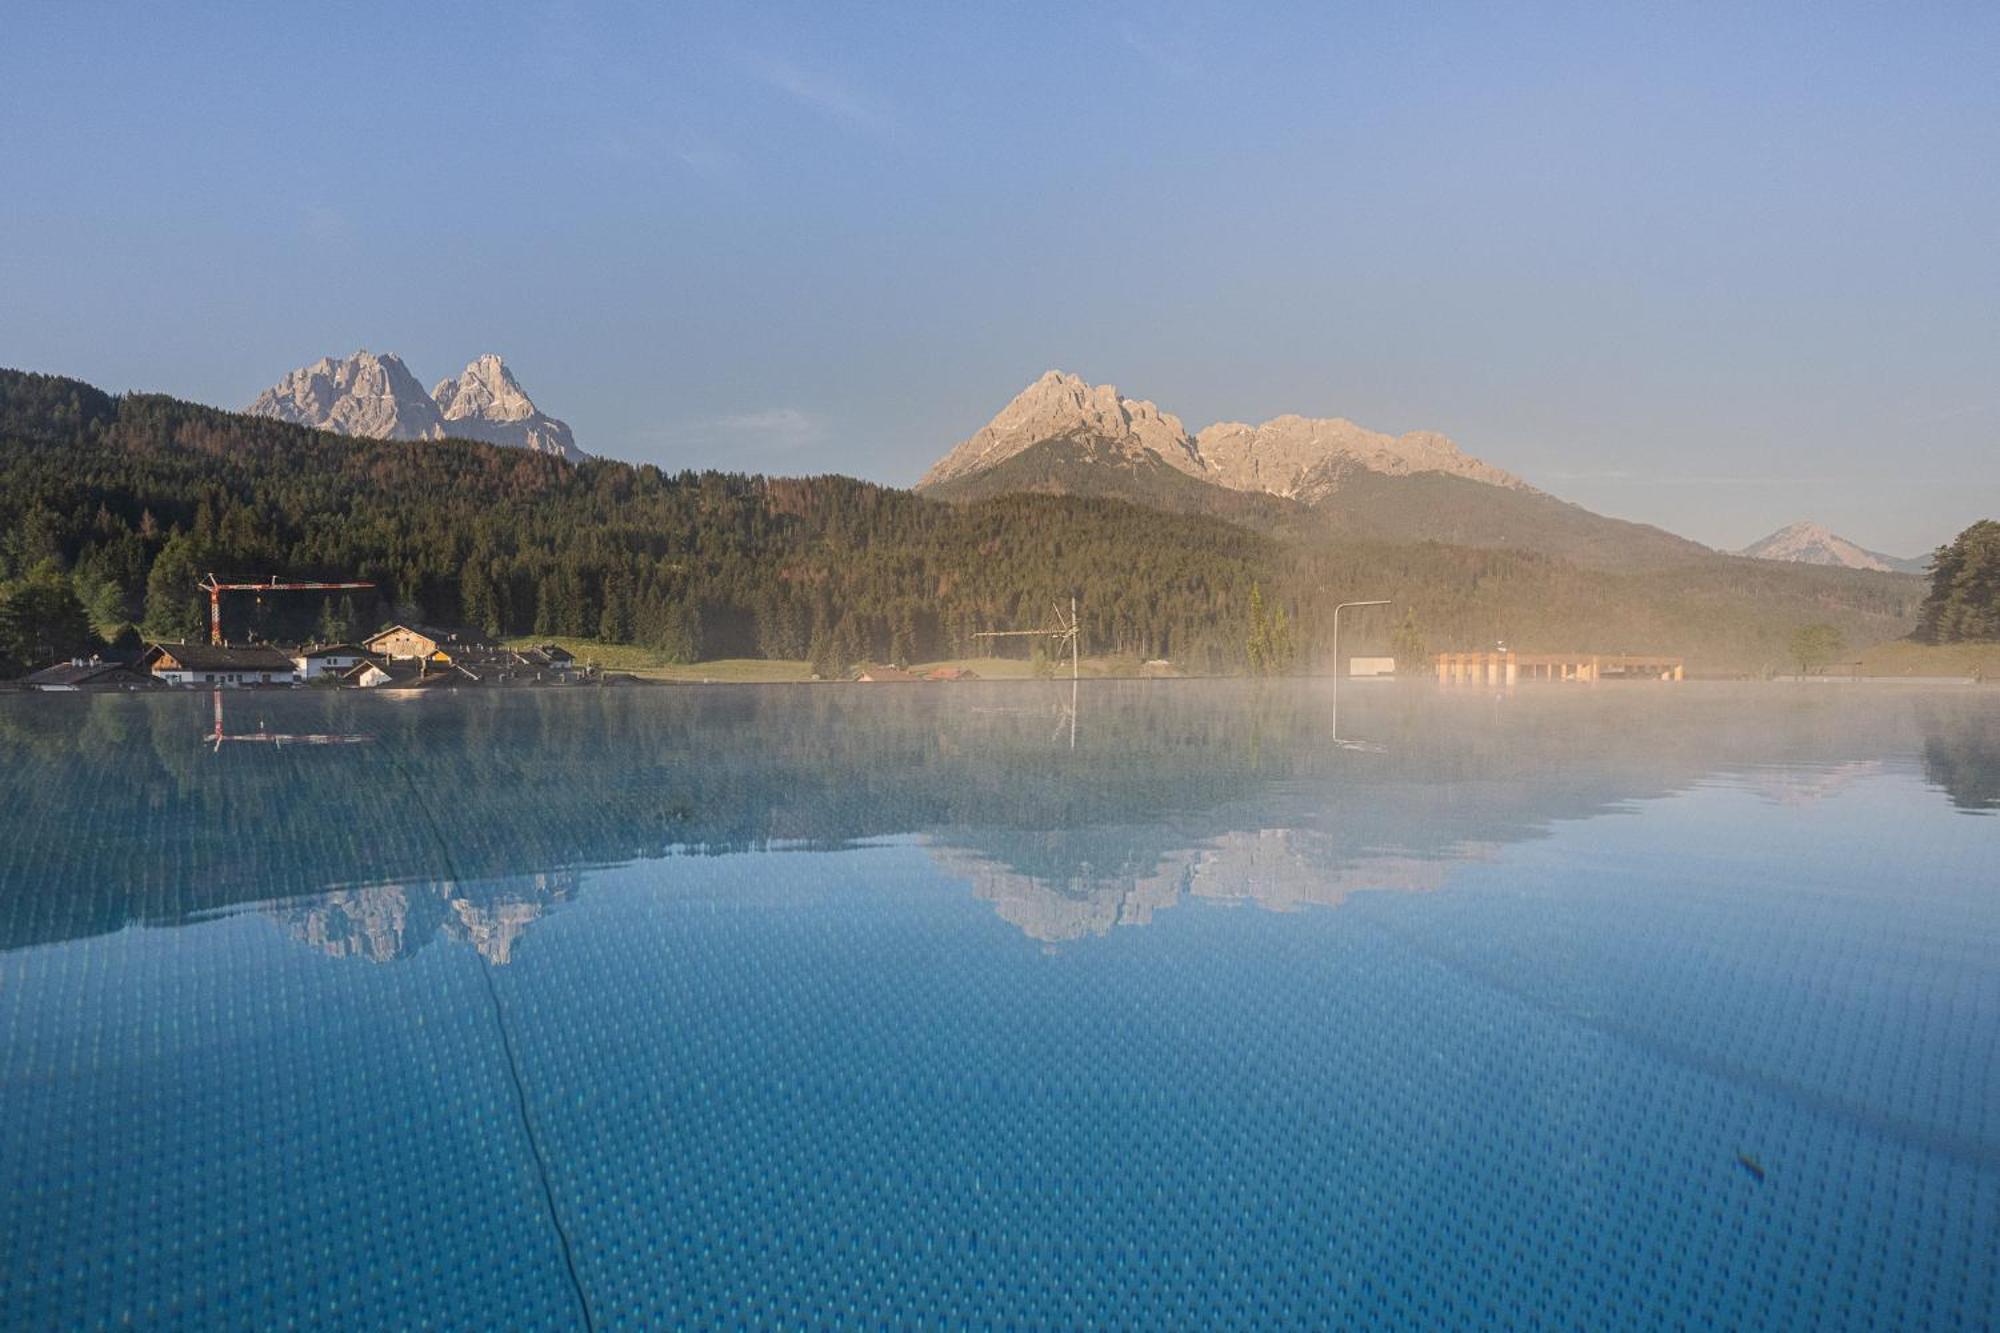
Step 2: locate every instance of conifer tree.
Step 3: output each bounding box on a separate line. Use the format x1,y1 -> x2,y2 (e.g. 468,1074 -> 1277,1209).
1246,584 -> 1272,675
1916,520 -> 2000,643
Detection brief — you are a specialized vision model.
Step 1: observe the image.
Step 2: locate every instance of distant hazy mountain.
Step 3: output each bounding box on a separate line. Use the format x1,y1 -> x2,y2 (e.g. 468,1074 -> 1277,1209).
919,370 -> 1713,571
247,350 -> 582,461
1737,521 -> 1925,574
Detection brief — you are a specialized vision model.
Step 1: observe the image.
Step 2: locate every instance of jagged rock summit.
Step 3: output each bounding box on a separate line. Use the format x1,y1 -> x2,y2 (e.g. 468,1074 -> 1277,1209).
247,350 -> 583,462
247,351 -> 443,442
431,354 -> 580,461
915,369 -> 1524,499
1196,415 -> 1528,500
1736,521 -> 1923,574
918,370 -> 1205,488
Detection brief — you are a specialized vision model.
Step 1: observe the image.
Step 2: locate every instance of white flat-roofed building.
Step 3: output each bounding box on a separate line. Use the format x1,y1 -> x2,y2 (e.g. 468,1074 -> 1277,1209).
293,643 -> 376,680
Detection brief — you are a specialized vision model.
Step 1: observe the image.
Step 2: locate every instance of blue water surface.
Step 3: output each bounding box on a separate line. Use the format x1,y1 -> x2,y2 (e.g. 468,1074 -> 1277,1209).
0,682 -> 1995,1328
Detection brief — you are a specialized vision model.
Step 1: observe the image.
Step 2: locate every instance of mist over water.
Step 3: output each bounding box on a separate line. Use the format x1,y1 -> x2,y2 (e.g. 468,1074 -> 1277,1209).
1,683 -> 1995,1327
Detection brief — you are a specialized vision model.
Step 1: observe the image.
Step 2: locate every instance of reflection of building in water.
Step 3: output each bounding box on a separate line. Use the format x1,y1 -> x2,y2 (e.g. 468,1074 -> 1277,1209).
934,829 -> 1496,943
278,871 -> 578,963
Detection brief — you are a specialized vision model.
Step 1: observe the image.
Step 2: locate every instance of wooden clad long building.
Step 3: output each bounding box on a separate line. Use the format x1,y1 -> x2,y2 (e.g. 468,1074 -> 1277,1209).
1435,651 -> 1684,684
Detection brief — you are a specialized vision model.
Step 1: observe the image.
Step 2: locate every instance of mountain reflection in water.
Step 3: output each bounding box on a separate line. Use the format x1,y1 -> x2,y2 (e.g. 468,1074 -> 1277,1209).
0,681 -> 1993,961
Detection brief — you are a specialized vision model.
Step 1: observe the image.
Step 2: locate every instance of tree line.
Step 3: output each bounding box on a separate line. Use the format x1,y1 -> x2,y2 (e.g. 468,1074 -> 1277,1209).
0,367 -> 1938,679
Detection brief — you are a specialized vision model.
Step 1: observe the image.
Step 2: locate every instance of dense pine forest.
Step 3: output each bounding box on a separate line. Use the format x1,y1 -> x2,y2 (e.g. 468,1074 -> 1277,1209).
0,367 -> 1927,677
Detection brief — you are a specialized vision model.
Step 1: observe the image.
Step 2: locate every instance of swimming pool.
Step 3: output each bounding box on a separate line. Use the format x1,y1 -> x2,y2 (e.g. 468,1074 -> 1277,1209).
1,683 -> 1994,1327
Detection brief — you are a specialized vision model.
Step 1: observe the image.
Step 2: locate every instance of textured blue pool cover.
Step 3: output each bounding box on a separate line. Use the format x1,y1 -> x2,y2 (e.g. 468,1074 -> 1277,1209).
0,683 -> 1994,1328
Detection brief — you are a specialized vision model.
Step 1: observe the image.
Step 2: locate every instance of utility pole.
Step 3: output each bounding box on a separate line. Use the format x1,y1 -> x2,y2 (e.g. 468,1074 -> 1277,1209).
971,598 -> 1082,748
1068,596 -> 1079,682
1330,600 -> 1391,680
1068,596 -> 1078,749
970,599 -> 1080,680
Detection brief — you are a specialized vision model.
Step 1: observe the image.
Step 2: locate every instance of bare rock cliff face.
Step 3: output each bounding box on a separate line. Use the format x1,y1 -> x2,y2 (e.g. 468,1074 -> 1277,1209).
916,369 -> 1523,499
432,354 -> 581,462
247,351 -> 445,441
1197,415 -> 1530,500
917,370 -> 1207,487
247,350 -> 583,462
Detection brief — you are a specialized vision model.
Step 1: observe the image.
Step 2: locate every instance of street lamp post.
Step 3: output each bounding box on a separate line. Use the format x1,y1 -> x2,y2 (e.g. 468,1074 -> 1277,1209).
1329,598 -> 1391,743
1331,599 -> 1392,680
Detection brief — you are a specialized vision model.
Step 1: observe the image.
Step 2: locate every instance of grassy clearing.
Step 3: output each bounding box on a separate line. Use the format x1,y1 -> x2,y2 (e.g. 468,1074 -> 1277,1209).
628,659 -> 816,683
505,638 -> 815,681
907,654 -> 1174,680
1852,639 -> 1999,679
501,637 -> 697,674
504,639 -> 1182,682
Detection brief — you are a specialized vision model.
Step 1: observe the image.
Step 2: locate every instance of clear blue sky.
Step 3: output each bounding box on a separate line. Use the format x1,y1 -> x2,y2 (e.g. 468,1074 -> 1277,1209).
3,2 -> 1994,555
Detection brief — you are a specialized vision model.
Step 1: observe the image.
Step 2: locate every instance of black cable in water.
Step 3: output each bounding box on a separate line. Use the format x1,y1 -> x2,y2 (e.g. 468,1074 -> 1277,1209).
385,750 -> 598,1332
474,957 -> 597,1332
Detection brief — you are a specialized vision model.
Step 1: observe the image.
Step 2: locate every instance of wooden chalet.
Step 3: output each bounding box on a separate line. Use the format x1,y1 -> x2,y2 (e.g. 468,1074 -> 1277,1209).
363,624 -> 496,663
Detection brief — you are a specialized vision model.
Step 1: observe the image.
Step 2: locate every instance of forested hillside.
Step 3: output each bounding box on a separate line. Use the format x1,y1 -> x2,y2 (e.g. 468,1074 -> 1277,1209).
0,368 -> 1922,675
924,435 -> 1715,573
922,435 -> 1309,531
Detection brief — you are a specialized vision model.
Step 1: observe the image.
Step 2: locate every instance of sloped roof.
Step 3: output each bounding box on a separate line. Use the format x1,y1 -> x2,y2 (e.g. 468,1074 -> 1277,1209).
143,643 -> 297,672
343,658 -> 476,686
24,659 -> 157,687
365,624 -> 494,649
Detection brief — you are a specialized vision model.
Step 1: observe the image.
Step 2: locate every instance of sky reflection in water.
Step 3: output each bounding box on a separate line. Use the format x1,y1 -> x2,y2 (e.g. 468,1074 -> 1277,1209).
0,683 -> 1994,1328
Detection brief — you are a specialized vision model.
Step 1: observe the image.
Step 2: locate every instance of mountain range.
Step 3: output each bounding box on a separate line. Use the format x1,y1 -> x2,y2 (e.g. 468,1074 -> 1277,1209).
235,357 -> 1926,575
247,351 -> 582,462
918,371 -> 1719,572
0,362 -> 1930,678
918,370 -> 1526,496
917,371 -> 1933,575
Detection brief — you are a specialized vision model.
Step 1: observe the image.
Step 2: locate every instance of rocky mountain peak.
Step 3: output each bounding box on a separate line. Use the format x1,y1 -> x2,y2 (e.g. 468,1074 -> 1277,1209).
433,354 -> 536,424
916,370 -> 1528,501
1197,414 -> 1529,501
917,369 -> 1206,488
247,350 -> 583,462
247,349 -> 444,441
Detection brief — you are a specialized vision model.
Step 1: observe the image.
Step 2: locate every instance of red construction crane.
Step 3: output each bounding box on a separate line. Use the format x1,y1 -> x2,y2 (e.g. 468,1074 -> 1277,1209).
198,573 -> 375,646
